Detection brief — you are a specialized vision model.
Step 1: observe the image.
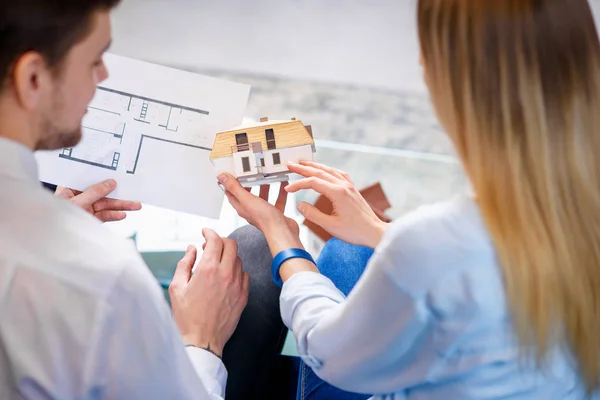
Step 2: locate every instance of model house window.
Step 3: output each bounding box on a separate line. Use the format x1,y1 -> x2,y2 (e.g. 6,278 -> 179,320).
272,152 -> 281,165
260,158 -> 265,167
236,133 -> 249,151
265,129 -> 276,150
241,156 -> 251,172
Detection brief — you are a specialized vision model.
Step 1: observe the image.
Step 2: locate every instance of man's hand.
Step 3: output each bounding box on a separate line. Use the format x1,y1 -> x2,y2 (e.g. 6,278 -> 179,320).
169,228 -> 250,358
55,179 -> 142,223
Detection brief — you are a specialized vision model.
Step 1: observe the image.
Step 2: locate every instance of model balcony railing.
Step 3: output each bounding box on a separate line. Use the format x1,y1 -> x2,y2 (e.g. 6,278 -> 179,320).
231,139 -> 276,154
231,143 -> 250,153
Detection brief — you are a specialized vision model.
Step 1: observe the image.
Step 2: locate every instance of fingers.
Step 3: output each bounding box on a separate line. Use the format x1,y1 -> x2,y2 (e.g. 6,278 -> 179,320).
234,256 -> 243,285
200,228 -> 224,267
171,245 -> 197,289
298,160 -> 353,184
54,186 -> 75,200
297,201 -> 336,230
94,210 -> 127,223
275,181 -> 288,212
225,191 -> 245,216
72,179 -> 117,208
93,198 -> 142,212
218,173 -> 251,202
241,271 -> 250,306
220,238 -> 239,270
287,162 -> 339,184
285,176 -> 340,199
259,185 -> 269,202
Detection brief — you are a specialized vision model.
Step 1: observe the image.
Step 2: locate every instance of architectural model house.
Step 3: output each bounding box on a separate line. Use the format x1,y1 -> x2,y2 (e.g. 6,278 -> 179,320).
210,117 -> 316,187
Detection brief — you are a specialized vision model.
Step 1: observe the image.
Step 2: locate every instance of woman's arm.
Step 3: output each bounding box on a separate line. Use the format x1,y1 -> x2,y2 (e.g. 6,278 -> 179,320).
217,174 -> 320,280
218,165 -> 436,394
280,231 -> 433,395
217,161 -> 388,284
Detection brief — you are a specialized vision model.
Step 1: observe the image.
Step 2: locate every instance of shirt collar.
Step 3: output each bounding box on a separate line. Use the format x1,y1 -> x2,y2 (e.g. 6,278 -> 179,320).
0,137 -> 40,184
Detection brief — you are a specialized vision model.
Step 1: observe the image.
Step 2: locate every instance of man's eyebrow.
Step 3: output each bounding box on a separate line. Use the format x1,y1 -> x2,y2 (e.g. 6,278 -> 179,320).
98,40 -> 112,58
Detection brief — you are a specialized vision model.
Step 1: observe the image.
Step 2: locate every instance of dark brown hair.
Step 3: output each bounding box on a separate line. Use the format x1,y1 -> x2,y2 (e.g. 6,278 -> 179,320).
0,0 -> 120,89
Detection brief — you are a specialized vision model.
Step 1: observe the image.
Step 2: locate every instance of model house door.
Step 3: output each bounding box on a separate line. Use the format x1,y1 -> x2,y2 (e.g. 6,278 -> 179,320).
236,133 -> 249,151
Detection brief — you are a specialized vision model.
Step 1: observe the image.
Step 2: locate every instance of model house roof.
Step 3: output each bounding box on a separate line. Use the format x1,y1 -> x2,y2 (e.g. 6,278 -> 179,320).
209,119 -> 314,160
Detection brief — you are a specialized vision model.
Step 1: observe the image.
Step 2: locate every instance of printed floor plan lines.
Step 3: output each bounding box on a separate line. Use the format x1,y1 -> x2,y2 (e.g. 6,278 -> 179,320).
58,86 -> 215,175
36,52 -> 251,218
59,147 -> 120,171
127,135 -> 212,175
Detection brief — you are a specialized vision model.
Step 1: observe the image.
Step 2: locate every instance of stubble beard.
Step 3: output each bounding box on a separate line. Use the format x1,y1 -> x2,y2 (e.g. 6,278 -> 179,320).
34,88 -> 83,151
35,121 -> 82,151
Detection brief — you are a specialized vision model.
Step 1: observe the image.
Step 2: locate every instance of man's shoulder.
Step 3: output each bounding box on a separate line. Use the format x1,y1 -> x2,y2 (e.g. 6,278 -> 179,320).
1,184 -> 150,299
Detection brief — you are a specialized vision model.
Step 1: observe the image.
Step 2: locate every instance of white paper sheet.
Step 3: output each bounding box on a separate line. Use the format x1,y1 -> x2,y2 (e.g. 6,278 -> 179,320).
35,53 -> 250,218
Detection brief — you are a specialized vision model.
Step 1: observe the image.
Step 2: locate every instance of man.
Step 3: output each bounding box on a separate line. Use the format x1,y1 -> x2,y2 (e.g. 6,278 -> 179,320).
0,1 -> 287,398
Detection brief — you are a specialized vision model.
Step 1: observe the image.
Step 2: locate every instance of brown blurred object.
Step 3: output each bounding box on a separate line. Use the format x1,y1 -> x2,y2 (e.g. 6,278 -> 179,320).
303,182 -> 392,242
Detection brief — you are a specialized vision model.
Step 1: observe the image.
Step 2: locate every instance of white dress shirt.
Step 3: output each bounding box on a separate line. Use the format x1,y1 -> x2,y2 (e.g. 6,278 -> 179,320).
0,138 -> 227,399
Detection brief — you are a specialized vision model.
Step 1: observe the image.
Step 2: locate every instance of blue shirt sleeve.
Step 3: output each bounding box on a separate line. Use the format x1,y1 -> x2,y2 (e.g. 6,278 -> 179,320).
280,206 -> 447,395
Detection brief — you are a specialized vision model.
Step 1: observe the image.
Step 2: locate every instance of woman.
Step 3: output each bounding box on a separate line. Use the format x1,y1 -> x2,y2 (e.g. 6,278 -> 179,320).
220,0 -> 600,398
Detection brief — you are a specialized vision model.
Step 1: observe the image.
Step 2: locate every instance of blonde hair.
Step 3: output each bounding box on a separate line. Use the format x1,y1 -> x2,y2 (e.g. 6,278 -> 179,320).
418,0 -> 600,392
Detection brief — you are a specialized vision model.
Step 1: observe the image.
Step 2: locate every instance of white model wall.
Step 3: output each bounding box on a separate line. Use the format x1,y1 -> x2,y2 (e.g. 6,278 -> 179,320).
211,156 -> 235,177
211,144 -> 314,178
262,145 -> 314,175
233,150 -> 256,177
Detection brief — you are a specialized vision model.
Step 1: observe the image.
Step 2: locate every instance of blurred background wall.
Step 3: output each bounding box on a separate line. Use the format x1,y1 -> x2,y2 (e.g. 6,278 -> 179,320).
106,0 -> 600,248
111,0 -> 425,93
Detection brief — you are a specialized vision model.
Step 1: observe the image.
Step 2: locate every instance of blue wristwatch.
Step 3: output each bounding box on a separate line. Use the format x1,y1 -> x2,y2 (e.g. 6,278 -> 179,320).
271,248 -> 316,287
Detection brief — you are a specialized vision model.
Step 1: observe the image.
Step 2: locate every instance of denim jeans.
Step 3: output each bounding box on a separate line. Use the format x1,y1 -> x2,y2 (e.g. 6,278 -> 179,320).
296,238 -> 374,400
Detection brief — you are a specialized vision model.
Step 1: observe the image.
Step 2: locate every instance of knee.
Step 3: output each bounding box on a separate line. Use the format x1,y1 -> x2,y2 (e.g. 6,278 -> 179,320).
228,225 -> 266,247
228,224 -> 271,262
320,238 -> 355,260
319,238 -> 373,264
317,239 -> 374,279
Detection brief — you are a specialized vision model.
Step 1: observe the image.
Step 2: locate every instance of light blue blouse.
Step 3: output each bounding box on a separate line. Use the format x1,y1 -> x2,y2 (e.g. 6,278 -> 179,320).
281,196 -> 595,399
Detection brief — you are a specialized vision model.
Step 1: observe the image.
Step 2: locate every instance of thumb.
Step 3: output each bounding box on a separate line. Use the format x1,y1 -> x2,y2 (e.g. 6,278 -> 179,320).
72,179 -> 116,208
217,173 -> 250,202
171,245 -> 197,288
54,186 -> 75,200
297,201 -> 336,231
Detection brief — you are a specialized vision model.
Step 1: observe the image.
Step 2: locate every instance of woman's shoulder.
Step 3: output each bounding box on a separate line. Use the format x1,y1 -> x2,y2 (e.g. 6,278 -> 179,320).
374,195 -> 499,297
380,194 -> 491,253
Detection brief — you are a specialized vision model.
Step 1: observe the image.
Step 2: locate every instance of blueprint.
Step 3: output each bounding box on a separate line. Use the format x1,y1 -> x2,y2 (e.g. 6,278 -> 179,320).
36,53 -> 250,218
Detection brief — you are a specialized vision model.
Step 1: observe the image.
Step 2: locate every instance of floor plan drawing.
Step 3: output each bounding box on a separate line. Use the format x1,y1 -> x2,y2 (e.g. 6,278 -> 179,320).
36,52 -> 250,218
59,86 -> 213,175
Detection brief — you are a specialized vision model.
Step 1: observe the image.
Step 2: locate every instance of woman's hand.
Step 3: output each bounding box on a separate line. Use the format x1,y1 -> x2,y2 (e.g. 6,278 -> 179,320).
218,173 -> 303,256
286,161 -> 388,248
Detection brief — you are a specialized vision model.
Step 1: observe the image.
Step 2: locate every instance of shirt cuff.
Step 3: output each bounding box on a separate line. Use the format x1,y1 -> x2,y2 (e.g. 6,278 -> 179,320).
280,271 -> 346,328
186,346 -> 228,399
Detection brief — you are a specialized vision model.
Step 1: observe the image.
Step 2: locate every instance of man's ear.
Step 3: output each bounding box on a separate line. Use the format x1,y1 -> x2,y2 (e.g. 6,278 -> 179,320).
11,52 -> 50,110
